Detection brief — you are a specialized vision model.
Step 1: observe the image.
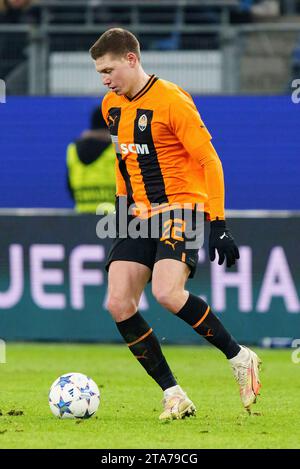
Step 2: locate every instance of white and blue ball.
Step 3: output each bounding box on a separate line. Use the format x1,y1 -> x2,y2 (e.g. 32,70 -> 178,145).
49,372 -> 100,419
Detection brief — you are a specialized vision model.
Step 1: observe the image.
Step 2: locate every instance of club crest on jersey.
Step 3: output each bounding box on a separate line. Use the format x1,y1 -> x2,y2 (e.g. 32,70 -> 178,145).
138,114 -> 147,132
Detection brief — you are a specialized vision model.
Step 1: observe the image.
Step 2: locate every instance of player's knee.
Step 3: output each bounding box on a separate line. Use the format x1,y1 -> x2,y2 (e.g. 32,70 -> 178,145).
107,295 -> 137,322
152,284 -> 179,312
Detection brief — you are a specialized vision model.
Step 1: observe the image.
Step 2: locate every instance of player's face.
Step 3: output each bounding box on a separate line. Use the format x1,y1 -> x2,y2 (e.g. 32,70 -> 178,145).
95,53 -> 136,96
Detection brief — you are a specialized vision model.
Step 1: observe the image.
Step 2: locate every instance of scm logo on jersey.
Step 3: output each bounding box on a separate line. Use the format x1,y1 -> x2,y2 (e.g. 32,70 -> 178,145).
120,143 -> 150,155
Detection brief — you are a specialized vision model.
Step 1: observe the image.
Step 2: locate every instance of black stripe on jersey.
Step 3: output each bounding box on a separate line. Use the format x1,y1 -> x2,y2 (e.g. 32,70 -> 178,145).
118,160 -> 134,206
134,76 -> 158,101
125,75 -> 158,102
108,107 -> 134,205
134,109 -> 168,205
107,107 -> 121,134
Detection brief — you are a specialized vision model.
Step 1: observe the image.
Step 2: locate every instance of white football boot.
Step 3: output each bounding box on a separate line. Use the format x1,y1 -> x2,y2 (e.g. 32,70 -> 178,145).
159,385 -> 196,421
230,346 -> 262,412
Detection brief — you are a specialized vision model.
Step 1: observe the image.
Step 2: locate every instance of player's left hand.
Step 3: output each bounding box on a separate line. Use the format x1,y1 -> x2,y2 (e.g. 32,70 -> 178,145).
209,220 -> 240,267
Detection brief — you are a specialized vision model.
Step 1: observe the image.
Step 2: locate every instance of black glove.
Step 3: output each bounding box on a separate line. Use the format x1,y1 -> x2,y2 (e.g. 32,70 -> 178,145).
209,220 -> 240,267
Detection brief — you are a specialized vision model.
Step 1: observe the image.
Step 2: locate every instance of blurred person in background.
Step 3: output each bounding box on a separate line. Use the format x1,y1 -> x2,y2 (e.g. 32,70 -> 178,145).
250,0 -> 280,18
238,0 -> 280,19
66,106 -> 116,214
231,0 -> 280,22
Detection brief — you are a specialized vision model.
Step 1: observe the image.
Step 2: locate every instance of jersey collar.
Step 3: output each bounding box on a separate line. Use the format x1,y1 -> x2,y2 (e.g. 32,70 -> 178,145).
124,75 -> 158,102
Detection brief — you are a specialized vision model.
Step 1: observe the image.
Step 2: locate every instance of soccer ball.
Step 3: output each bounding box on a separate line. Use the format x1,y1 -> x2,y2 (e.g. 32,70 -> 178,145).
49,372 -> 100,419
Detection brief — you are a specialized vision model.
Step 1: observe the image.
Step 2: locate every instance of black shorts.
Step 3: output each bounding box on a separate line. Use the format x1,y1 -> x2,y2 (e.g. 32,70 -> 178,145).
105,208 -> 204,279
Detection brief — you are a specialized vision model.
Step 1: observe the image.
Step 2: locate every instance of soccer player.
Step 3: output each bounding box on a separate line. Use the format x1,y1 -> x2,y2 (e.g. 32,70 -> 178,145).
89,28 -> 262,420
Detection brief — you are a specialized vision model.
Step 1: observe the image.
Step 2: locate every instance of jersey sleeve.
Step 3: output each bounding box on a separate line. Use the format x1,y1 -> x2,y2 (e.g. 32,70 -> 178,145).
169,90 -> 212,154
196,141 -> 225,221
169,91 -> 225,221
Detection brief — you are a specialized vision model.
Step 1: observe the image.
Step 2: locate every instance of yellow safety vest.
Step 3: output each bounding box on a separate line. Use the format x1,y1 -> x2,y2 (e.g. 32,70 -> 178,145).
67,142 -> 116,213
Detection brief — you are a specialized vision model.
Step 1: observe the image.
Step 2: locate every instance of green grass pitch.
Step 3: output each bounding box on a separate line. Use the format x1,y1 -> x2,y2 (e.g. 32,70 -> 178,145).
0,343 -> 299,449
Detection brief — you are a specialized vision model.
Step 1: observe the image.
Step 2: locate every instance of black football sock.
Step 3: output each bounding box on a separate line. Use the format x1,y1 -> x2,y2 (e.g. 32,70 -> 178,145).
176,294 -> 240,359
116,311 -> 177,391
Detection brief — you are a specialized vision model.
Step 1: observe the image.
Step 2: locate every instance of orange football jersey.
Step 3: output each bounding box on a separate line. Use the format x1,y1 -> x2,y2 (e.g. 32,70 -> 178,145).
102,75 -> 225,220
